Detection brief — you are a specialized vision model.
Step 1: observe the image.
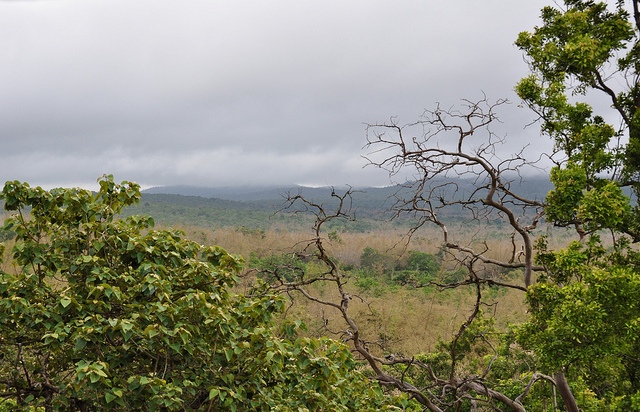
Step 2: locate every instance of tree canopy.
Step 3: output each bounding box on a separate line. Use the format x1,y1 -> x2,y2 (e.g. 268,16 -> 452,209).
513,1 -> 640,409
0,176 -> 394,411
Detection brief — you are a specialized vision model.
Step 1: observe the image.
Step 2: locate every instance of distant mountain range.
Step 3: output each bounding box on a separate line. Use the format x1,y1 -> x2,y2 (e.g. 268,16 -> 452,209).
139,185 -> 400,221
142,175 -> 553,206
142,184 -> 380,202
5,176 -> 556,233
140,176 -> 553,223
143,185 -> 293,202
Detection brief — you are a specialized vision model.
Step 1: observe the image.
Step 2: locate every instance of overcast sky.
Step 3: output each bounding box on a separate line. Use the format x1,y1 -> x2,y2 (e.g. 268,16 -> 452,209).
0,0 -> 552,190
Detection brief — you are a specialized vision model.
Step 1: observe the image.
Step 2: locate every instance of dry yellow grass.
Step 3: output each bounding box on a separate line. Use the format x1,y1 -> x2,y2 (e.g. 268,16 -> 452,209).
167,223 -> 542,355
0,215 -> 574,357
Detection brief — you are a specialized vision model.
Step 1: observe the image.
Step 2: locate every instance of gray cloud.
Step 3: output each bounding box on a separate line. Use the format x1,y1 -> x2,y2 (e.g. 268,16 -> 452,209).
0,0 -> 550,189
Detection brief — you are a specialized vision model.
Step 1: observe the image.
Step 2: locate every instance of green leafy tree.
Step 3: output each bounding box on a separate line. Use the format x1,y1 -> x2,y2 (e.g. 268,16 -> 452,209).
249,252 -> 306,283
0,176 -> 395,411
515,1 -> 640,410
515,0 -> 640,239
518,239 -> 640,410
359,247 -> 395,275
404,251 -> 439,274
391,251 -> 440,286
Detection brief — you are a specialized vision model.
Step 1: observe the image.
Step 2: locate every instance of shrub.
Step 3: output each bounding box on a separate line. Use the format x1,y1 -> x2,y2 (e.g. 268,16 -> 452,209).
0,176 -> 396,411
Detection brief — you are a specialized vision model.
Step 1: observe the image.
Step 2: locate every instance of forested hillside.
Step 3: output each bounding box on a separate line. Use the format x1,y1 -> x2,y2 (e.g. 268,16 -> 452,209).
135,176 -> 553,230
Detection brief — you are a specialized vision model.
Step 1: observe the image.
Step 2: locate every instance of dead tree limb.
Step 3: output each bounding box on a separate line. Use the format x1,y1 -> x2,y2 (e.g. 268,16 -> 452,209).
364,97 -> 546,287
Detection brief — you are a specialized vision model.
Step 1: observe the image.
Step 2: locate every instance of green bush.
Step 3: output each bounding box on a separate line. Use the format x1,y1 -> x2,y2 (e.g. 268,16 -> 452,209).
250,252 -> 306,283
360,247 -> 396,275
0,176 -> 397,411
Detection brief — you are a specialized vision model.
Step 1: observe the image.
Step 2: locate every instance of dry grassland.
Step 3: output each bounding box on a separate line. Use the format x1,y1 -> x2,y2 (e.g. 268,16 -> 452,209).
0,214 -> 579,356
177,223 -> 578,355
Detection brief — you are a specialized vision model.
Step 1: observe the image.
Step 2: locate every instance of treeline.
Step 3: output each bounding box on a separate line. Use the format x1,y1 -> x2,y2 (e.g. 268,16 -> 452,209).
122,175 -> 554,232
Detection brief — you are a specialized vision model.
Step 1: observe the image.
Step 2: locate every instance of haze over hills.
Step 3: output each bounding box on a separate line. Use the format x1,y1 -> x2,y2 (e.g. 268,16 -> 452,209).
143,185 -> 290,202
0,176 -> 554,235
136,176 -> 554,229
142,175 -> 553,205
138,185 -> 401,224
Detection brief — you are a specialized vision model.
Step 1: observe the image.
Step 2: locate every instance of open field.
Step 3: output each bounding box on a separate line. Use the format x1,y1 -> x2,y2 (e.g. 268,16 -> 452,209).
171,220 -> 577,356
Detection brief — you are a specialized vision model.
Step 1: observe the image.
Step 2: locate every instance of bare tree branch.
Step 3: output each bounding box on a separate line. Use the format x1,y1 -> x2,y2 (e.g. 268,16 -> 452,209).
364,98 -> 545,287
252,99 -> 555,410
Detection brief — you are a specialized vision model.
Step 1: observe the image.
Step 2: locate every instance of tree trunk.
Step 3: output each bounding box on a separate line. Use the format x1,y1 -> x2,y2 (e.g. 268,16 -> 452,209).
555,371 -> 580,412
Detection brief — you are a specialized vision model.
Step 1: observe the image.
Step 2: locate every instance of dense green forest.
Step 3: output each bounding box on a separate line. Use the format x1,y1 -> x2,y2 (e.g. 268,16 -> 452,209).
126,176 -> 553,231
3,1 -> 640,411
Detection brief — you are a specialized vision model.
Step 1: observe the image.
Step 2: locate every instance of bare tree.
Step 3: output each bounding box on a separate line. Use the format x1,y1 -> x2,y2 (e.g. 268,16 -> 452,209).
364,97 -> 545,288
255,99 -> 559,410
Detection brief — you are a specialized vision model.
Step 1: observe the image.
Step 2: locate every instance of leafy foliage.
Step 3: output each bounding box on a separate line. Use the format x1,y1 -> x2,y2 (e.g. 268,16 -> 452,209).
249,252 -> 306,283
515,1 -> 640,409
519,240 -> 640,408
0,176 -> 395,411
358,248 -> 441,286
359,247 -> 396,275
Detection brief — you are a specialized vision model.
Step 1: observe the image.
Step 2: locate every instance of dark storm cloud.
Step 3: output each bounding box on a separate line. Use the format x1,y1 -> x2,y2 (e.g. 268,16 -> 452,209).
0,0 -> 550,189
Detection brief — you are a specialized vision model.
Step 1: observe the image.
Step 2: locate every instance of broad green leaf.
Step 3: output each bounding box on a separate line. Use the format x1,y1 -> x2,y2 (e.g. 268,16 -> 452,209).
105,392 -> 117,404
208,388 -> 220,399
